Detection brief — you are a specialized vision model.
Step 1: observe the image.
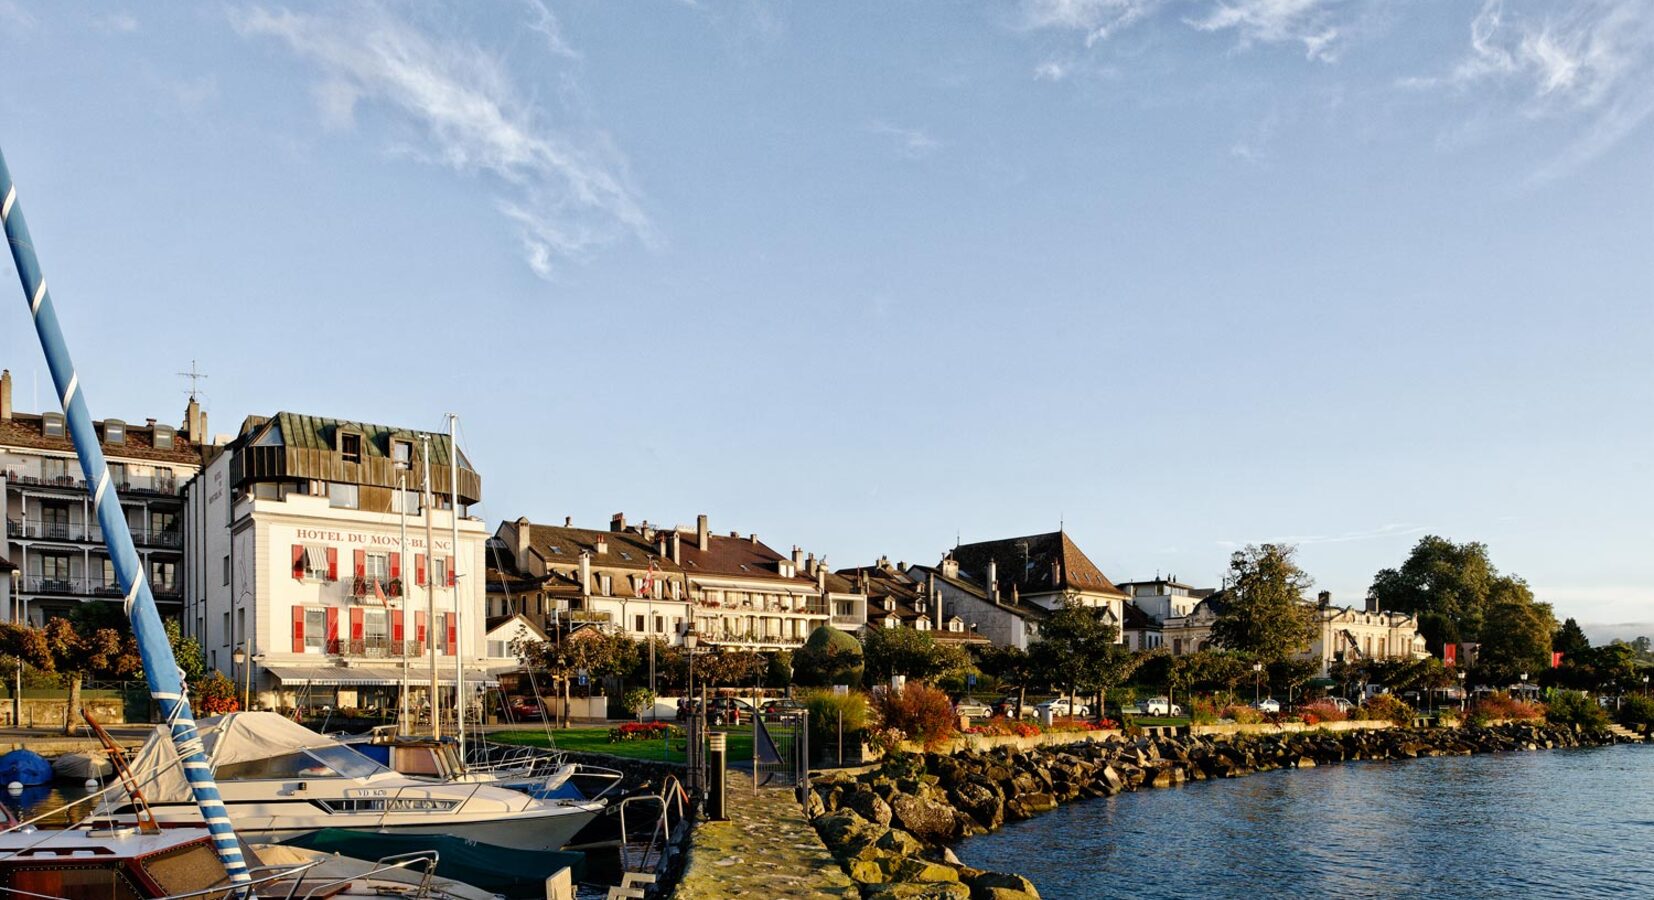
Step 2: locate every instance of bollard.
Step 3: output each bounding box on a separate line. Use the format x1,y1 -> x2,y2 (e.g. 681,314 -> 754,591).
707,731 -> 728,821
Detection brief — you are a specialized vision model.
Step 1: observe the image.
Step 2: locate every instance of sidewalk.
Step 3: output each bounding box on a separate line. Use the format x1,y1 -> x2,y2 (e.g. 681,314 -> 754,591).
675,770 -> 855,900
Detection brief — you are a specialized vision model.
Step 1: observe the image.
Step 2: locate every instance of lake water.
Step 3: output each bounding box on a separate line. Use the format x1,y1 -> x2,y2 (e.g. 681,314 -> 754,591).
956,744 -> 1654,899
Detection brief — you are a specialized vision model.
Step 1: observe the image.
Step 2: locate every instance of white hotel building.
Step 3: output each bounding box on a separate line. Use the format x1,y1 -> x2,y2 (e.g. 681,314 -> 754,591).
184,412 -> 504,711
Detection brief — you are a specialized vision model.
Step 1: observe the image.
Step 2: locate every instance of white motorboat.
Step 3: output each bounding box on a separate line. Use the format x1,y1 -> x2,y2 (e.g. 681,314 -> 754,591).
97,713 -> 605,852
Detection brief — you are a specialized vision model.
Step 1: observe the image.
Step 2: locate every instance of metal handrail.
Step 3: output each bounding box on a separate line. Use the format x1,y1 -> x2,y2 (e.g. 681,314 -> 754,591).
292,851 -> 440,900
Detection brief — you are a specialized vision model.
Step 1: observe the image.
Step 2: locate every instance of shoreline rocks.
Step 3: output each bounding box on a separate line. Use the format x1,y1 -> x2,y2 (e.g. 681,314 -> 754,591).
804,722 -> 1641,898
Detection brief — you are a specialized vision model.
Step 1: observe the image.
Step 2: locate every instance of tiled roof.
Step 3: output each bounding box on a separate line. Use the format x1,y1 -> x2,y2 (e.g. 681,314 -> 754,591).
678,531 -> 810,584
0,411 -> 201,466
951,531 -> 1125,599
907,563 -> 1052,621
1121,603 -> 1159,631
520,523 -> 680,574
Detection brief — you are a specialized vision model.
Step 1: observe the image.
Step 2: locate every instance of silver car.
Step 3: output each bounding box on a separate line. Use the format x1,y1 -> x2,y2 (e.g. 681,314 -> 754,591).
954,698 -> 992,718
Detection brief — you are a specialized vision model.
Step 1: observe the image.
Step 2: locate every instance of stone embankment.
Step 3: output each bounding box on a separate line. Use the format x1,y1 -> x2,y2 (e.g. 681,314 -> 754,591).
804,723 -> 1641,899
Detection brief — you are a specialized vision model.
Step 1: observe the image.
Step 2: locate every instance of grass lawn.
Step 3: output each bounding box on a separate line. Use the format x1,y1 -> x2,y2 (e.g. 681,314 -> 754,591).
491,726 -> 756,764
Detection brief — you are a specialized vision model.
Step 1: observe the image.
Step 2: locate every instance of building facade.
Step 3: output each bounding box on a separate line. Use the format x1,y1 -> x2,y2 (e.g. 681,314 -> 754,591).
907,559 -> 1047,650
1116,576 -> 1214,624
835,559 -> 988,650
2,369 -> 205,625
1159,590 -> 1428,677
183,412 -> 493,710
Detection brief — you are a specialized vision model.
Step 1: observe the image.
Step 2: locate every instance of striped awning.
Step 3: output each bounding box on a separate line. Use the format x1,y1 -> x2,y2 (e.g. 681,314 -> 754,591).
264,665 -> 500,687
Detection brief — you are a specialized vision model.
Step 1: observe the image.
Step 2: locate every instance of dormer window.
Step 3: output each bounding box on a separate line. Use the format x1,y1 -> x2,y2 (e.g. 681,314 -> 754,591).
104,419 -> 126,444
153,425 -> 174,450
42,413 -> 65,438
392,440 -> 412,470
339,432 -> 363,464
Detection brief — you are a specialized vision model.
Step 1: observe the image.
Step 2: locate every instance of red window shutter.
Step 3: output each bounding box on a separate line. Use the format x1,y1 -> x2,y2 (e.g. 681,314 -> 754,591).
350,608 -> 365,642
353,549 -> 366,580
446,614 -> 457,656
292,545 -> 305,581
326,548 -> 339,582
389,552 -> 401,580
325,608 -> 340,653
416,554 -> 427,587
415,611 -> 427,646
291,607 -> 305,653
445,556 -> 455,587
392,610 -> 404,643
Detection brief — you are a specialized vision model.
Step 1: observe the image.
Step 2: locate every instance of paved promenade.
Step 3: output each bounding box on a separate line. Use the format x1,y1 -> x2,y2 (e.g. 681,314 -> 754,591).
675,770 -> 855,900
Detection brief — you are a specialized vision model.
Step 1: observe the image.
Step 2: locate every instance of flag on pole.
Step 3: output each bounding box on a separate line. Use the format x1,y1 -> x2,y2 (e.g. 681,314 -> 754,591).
1552,651 -> 1563,668
637,560 -> 658,599
374,579 -> 389,606
1443,643 -> 1457,667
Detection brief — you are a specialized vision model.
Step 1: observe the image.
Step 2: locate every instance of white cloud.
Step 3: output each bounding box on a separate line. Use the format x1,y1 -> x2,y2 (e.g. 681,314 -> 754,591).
92,12 -> 140,33
1020,0 -> 1161,46
1185,0 -> 1342,62
868,121 -> 942,160
1404,0 -> 1654,180
521,0 -> 579,60
1034,60 -> 1069,81
230,3 -> 650,280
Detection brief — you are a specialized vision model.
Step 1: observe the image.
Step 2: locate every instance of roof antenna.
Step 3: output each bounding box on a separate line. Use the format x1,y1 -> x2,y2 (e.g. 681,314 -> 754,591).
178,359 -> 207,400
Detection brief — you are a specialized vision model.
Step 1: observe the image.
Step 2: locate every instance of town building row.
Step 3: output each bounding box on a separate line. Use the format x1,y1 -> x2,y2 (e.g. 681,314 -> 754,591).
0,377 -> 1429,708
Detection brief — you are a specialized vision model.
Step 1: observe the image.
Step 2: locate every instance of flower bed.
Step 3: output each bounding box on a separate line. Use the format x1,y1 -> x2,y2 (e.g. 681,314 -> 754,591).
965,717 -> 1118,738
608,721 -> 681,743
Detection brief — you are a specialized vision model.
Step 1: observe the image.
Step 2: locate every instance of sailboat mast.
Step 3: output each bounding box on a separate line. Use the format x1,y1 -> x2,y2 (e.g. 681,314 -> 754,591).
448,414 -> 465,760
398,472 -> 410,733
0,148 -> 254,890
423,436 -> 440,739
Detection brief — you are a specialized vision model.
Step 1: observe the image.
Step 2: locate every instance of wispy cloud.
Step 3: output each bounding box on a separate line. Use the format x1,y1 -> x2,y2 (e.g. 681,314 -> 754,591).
1185,0 -> 1342,62
1034,60 -> 1070,81
92,11 -> 140,33
521,0 -> 578,60
1020,0 -> 1162,46
230,3 -> 650,280
868,121 -> 942,160
0,1 -> 35,30
1402,0 -> 1654,180
1218,523 -> 1428,549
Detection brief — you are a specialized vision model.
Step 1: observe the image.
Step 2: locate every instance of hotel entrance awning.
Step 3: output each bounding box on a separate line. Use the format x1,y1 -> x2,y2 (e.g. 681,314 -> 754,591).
264,665 -> 503,687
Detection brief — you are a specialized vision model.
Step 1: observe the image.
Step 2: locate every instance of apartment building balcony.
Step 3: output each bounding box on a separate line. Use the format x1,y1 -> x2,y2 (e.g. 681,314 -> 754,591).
19,576 -> 180,599
5,519 -> 183,549
831,613 -> 863,628
3,471 -> 181,497
330,639 -> 427,658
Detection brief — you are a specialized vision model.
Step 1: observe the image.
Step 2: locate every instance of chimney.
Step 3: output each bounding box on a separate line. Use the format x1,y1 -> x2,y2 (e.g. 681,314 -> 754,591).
816,567 -> 826,592
610,512 -> 626,532
594,535 -> 609,556
0,370 -> 10,421
145,417 -> 156,428
578,551 -> 592,595
931,574 -> 942,630
514,516 -> 531,562
1318,590 -> 1332,609
697,515 -> 709,551
805,552 -> 816,575
670,531 -> 682,564
986,559 -> 999,603
657,531 -> 669,558
792,546 -> 804,569
749,533 -> 758,544
1364,593 -> 1379,614
564,516 -> 572,527
941,556 -> 959,580
183,396 -> 205,444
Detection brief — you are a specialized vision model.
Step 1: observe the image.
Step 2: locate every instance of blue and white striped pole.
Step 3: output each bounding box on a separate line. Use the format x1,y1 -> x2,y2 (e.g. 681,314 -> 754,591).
0,147 -> 253,891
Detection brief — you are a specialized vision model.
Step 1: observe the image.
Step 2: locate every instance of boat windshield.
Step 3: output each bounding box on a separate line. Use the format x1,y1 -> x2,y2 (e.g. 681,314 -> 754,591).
215,745 -> 389,781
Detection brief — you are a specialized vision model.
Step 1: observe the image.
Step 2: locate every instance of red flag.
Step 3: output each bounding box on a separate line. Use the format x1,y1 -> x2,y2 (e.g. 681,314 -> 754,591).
1443,644 -> 1457,667
637,560 -> 657,599
374,579 -> 389,607
1552,651 -> 1563,668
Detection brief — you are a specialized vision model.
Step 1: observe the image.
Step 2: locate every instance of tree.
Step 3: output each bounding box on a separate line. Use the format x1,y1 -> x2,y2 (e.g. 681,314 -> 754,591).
1477,599 -> 1555,686
793,626 -> 864,688
1211,544 -> 1316,661
1369,535 -> 1535,652
765,651 -> 793,690
168,618 -> 208,684
862,628 -> 966,683
1032,601 -> 1139,718
976,645 -> 1035,718
1552,618 -> 1591,661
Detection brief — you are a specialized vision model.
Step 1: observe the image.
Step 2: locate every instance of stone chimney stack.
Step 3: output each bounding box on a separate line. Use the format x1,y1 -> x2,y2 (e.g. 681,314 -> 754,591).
670,531 -> 682,565
0,369 -> 11,421
594,535 -> 609,556
941,556 -> 959,580
696,515 -> 710,551
564,516 -> 572,527
656,531 -> 669,558
1318,590 -> 1332,609
514,516 -> 531,562
931,574 -> 942,630
183,396 -> 205,445
578,551 -> 592,595
816,566 -> 826,592
805,552 -> 816,575
792,546 -> 804,569
986,559 -> 999,603
1364,592 -> 1379,614
610,512 -> 626,532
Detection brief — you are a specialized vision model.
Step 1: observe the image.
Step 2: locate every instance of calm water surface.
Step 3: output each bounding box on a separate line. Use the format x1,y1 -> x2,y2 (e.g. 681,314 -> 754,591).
956,744 -> 1653,899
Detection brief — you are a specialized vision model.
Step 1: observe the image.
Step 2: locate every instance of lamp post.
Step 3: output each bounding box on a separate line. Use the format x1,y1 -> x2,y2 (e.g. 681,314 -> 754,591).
1642,674 -> 1648,697
231,644 -> 248,711
555,655 -> 568,730
1520,671 -> 1529,699
1252,662 -> 1263,706
10,569 -> 20,727
1457,670 -> 1467,712
682,622 -> 701,794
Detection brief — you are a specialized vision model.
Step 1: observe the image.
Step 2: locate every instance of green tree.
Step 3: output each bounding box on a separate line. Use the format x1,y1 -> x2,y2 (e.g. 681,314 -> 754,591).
1369,535 -> 1533,651
167,618 -> 208,684
976,645 -> 1035,717
1211,544 -> 1316,661
1552,618 -> 1591,661
765,651 -> 793,689
1032,600 -> 1140,717
792,626 -> 864,688
862,627 -> 966,683
1477,599 -> 1555,686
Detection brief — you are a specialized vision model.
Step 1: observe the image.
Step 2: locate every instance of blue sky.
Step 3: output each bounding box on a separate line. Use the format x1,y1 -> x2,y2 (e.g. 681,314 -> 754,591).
1,1 -> 1650,639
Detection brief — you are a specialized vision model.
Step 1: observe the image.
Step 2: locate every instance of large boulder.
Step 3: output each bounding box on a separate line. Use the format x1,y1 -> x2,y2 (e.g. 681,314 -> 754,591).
948,779 -> 1004,832
845,789 -> 895,827
890,793 -> 967,845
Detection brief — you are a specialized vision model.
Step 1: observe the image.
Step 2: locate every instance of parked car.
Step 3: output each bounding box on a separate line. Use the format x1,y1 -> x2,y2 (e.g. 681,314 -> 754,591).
688,697 -> 756,725
993,697 -> 1039,719
953,698 -> 992,719
1327,697 -> 1355,713
1254,698 -> 1281,713
1135,697 -> 1185,717
1036,697 -> 1091,718
508,699 -> 544,720
760,699 -> 806,720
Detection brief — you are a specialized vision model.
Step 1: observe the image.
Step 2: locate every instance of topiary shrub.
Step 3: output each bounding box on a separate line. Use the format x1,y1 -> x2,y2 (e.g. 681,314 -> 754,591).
1544,690 -> 1609,731
792,626 -> 864,689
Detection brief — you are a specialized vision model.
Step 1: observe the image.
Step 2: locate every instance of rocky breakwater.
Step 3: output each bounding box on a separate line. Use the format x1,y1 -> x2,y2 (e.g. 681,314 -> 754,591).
804,722 -> 1634,898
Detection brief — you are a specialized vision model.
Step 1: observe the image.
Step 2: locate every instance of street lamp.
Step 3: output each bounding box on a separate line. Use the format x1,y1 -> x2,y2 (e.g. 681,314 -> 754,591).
1252,662 -> 1264,706
231,644 -> 248,711
1520,671 -> 1529,698
555,655 -> 568,730
10,569 -> 20,728
1457,670 -> 1467,712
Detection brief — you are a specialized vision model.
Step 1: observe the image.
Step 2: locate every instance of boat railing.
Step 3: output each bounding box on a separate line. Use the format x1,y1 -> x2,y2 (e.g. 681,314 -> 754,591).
290,851 -> 440,900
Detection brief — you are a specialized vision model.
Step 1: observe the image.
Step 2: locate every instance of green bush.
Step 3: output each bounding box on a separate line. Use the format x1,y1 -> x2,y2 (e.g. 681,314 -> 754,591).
1362,693 -> 1416,727
1545,690 -> 1609,731
871,682 -> 956,750
792,626 -> 864,688
804,689 -> 871,746
1617,694 -> 1654,730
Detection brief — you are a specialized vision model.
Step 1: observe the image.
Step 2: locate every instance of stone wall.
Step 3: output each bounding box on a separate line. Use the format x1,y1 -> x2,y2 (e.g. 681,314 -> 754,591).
0,698 -> 128,728
805,722 -> 1639,898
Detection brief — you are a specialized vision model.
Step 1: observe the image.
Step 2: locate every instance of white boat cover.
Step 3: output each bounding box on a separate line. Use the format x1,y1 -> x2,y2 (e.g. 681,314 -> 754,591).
112,712 -> 368,806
